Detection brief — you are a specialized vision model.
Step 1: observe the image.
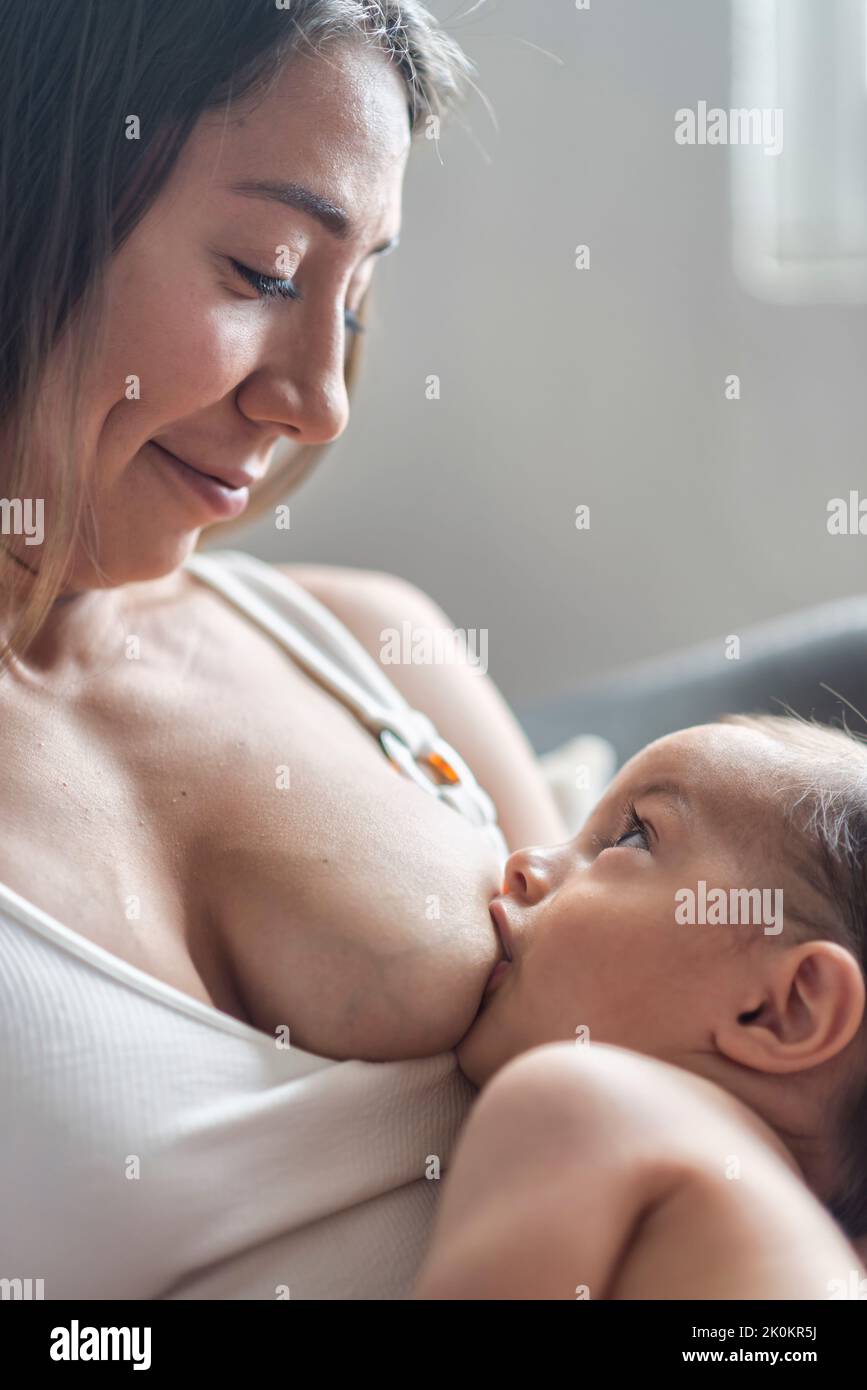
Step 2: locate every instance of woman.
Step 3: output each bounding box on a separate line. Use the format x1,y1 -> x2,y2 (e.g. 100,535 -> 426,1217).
0,0 -> 567,1300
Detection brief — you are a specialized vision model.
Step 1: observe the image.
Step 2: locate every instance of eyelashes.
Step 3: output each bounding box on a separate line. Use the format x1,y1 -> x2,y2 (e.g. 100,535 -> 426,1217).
229,258 -> 365,335
344,307 -> 365,336
593,800 -> 651,853
230,257 -> 301,301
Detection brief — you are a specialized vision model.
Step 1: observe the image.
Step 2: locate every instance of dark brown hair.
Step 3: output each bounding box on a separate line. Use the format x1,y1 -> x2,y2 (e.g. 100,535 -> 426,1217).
0,0 -> 475,658
722,712 -> 867,1238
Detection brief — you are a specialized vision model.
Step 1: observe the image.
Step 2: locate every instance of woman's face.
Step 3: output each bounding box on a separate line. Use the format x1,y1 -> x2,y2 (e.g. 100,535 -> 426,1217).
56,41 -> 410,587
456,723 -> 814,1087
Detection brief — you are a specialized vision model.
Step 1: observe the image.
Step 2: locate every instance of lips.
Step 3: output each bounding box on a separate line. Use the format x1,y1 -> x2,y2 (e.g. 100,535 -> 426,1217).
151,441 -> 262,492
145,440 -> 254,521
489,898 -> 514,962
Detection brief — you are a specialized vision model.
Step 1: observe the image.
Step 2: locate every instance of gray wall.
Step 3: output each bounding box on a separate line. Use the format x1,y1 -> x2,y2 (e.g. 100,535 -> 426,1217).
226,0 -> 867,709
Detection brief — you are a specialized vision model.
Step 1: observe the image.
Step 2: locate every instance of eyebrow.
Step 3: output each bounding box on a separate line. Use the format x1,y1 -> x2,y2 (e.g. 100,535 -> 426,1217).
608,781 -> 692,855
633,780 -> 691,810
587,779 -> 692,852
227,178 -> 400,256
631,781 -> 694,828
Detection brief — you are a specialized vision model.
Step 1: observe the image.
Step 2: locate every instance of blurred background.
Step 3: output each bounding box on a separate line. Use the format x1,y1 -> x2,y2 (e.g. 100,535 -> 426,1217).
223,0 -> 867,714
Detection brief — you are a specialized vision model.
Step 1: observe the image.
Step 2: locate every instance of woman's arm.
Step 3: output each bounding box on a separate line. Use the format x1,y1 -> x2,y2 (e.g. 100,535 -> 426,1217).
281,563 -> 570,851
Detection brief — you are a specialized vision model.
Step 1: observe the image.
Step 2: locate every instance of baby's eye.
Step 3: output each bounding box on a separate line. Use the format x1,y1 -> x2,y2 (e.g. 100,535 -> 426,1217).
609,802 -> 651,852
614,824 -> 648,850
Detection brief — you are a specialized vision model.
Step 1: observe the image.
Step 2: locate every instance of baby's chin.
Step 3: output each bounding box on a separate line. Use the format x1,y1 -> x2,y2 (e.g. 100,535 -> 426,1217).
453,1004 -> 505,1088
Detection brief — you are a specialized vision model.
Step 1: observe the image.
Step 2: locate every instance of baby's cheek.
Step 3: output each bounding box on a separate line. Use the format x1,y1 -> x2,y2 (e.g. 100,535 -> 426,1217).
528,927 -> 589,1023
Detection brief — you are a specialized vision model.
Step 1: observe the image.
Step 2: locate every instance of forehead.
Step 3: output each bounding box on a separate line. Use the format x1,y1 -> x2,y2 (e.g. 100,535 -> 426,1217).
182,42 -> 411,239
606,723 -> 787,821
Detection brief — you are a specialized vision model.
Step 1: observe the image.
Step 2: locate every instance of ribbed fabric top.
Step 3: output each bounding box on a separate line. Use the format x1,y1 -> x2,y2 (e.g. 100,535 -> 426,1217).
0,549 -> 506,1299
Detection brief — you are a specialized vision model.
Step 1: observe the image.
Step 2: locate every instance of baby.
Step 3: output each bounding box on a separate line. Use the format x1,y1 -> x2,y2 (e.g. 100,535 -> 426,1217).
414,713 -> 867,1299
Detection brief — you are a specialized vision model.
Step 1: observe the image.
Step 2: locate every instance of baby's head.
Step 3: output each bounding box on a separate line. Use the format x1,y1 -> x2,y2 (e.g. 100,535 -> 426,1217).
457,714 -> 867,1239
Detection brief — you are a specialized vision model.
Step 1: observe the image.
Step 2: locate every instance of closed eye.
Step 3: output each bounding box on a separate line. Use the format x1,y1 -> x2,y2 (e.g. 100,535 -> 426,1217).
231,258 -> 301,301
230,258 -> 365,335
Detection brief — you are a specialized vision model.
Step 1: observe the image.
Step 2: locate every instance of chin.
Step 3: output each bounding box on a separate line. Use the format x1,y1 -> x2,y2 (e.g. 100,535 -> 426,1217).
454,1020 -> 499,1088
73,527 -> 203,588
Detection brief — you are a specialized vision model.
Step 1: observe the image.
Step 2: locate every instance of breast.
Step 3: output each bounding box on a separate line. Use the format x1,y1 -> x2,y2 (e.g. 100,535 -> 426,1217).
125,590 -> 506,1061
203,698 -> 505,1060
0,571 -> 505,1062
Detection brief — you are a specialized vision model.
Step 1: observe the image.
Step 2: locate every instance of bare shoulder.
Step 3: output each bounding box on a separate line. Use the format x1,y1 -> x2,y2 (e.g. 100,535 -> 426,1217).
278,562 -> 442,632
433,1040 -> 807,1258
276,561 -> 451,668
474,1041 -> 728,1151
478,1040 -> 797,1178
276,561 -> 570,848
414,1043 -> 841,1300
428,1043 -> 687,1230
414,1043 -> 698,1300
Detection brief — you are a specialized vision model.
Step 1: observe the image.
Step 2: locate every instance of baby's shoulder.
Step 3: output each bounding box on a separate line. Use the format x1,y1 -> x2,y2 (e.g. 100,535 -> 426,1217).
479,1041 -> 794,1184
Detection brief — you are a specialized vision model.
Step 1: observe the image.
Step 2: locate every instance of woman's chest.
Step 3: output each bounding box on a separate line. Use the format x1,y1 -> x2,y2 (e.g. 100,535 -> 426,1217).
142,636 -> 504,1054
0,598 -> 503,1054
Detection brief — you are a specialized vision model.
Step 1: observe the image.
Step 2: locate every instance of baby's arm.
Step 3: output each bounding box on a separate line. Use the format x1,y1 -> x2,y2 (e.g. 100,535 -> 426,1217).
413,1042 -> 864,1300
414,1042 -> 686,1300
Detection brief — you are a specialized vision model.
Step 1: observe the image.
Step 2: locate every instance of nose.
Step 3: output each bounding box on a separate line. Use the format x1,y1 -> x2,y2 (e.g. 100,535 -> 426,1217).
236,309 -> 352,447
502,845 -> 558,905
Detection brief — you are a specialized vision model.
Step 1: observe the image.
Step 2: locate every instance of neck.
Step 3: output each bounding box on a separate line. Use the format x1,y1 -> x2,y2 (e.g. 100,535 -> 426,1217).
692,1050 -> 841,1209
0,544 -> 123,676
780,1122 -> 844,1210
0,537 -> 76,594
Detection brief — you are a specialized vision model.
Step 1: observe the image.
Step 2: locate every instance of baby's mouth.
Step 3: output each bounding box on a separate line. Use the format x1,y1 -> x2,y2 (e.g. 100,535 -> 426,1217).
482,900 -> 514,1000
489,899 -> 514,962
483,958 -> 511,998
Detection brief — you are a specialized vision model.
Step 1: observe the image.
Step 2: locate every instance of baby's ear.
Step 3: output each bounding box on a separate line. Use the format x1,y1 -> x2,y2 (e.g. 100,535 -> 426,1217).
787,940 -> 866,1067
718,939 -> 865,1074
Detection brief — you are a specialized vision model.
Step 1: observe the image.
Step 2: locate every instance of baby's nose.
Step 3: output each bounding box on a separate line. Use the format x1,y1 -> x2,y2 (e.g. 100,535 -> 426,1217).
502,846 -> 555,904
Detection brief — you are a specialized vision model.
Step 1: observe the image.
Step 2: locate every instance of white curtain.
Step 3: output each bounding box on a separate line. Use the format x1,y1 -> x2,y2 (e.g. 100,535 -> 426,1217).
732,0 -> 867,301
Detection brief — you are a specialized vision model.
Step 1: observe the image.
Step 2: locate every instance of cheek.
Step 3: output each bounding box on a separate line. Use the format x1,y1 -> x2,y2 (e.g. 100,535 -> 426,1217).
123,285 -> 250,391
515,917 -> 599,1035
531,918 -> 588,986
141,302 -> 253,403
99,237 -> 264,429
525,901 -> 661,1020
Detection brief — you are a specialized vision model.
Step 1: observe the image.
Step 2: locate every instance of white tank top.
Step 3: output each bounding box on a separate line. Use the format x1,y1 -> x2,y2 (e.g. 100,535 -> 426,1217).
0,549 -> 509,1300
